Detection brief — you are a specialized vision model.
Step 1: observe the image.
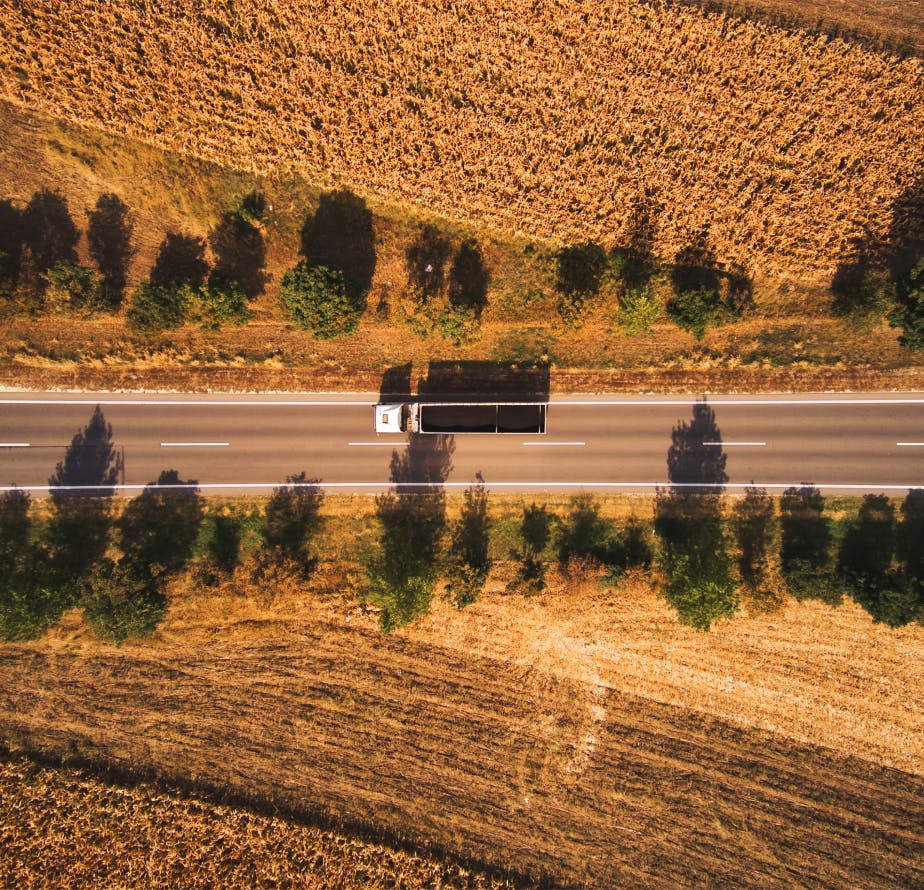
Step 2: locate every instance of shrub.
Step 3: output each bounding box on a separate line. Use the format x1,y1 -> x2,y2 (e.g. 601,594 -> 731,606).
445,474 -> 491,608
280,261 -> 363,338
889,257 -> 924,350
193,271 -> 253,328
81,558 -> 167,644
780,485 -> 838,604
665,285 -> 726,338
41,262 -> 101,314
127,281 -> 191,332
619,282 -> 662,333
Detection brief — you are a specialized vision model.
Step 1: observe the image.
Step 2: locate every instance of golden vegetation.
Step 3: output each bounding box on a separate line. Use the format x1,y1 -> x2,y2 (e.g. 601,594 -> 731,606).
1,0 -> 921,288
0,757 -> 523,890
1,492 -> 923,886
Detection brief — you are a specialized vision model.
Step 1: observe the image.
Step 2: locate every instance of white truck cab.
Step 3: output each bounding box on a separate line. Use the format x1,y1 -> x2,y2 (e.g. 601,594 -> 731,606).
374,403 -> 407,433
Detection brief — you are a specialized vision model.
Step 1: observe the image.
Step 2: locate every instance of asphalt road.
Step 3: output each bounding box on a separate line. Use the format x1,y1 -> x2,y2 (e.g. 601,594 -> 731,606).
1,391 -> 923,495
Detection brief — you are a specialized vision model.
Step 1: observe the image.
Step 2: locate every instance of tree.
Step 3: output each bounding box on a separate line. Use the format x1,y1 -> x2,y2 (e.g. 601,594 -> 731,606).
0,487 -> 30,564
126,280 -> 191,332
262,472 -> 324,570
889,257 -> 924,350
445,474 -> 491,608
280,261 -> 363,338
118,470 -> 203,579
41,263 -> 101,314
87,193 -> 134,309
47,406 -> 121,576
81,558 -> 167,644
733,485 -> 782,613
779,485 -> 838,604
655,493 -> 737,630
838,495 -> 895,584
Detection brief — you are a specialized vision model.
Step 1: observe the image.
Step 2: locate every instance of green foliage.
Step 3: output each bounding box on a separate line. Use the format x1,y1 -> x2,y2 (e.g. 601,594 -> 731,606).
556,495 -> 653,583
0,489 -> 70,641
733,485 -> 774,585
41,262 -> 102,314
889,257 -> 924,350
118,470 -> 203,579
262,472 -> 324,570
126,281 -> 191,332
655,493 -> 737,630
838,495 -> 895,583
208,514 -> 242,574
238,190 -> 266,224
508,503 -> 551,595
665,285 -> 726,339
366,488 -> 446,631
619,283 -> 663,333
280,261 -> 363,338
192,271 -> 253,328
833,267 -> 894,328
445,474 -> 491,608
81,558 -> 167,645
780,485 -> 838,604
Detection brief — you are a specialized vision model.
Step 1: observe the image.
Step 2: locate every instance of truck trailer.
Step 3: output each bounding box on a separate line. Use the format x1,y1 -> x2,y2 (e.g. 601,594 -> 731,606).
375,402 -> 547,434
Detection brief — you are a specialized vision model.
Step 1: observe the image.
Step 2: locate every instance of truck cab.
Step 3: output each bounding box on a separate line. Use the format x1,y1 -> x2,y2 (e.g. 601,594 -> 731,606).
374,403 -> 408,433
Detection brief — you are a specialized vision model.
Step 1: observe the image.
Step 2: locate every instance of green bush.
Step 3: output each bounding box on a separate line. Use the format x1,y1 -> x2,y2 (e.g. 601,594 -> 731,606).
280,261 -> 363,338
127,280 -> 191,332
81,558 -> 167,644
192,271 -> 253,328
889,257 -> 924,350
619,283 -> 663,333
445,475 -> 491,608
42,262 -> 102,314
665,285 -> 726,339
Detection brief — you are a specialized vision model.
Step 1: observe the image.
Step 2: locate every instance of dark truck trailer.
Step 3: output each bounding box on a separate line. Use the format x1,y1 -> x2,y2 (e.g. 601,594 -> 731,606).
374,402 -> 547,434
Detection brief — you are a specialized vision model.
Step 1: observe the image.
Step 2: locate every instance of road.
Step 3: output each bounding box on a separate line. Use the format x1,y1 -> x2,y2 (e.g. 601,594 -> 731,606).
1,391 -> 923,495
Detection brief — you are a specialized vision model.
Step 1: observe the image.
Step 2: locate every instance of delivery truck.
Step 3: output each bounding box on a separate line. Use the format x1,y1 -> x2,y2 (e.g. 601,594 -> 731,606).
374,402 -> 547,434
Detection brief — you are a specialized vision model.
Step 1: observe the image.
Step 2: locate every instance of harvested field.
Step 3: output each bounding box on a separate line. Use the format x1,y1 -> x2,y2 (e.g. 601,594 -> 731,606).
1,0 -> 922,287
0,756 -> 522,890
1,551 -> 923,887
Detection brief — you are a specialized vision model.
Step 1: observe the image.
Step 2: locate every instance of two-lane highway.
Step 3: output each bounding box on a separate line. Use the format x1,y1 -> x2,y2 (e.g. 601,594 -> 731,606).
1,392 -> 923,495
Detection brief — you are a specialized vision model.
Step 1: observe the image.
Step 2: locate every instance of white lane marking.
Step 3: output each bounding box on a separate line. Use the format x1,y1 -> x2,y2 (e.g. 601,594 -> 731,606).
160,442 -> 230,447
897,442 -> 924,446
0,399 -> 377,406
523,441 -> 586,446
2,481 -> 921,493
348,441 -> 407,446
0,443 -> 30,447
703,441 -> 766,447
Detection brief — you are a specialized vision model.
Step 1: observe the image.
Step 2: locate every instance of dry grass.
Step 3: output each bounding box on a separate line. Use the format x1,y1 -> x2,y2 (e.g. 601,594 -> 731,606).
0,756 -> 524,890
1,0 -> 921,288
1,492 -> 923,886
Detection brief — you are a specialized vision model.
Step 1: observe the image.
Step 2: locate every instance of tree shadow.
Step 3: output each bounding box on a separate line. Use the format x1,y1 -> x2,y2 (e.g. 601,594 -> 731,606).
389,433 -> 455,492
87,194 -> 134,309
614,197 -> 660,289
666,399 -> 728,493
447,239 -> 490,317
555,241 -> 607,297
780,484 -> 838,604
209,208 -> 267,299
406,224 -> 453,301
0,199 -> 22,289
832,161 -> 924,321
378,362 -> 413,401
672,231 -> 722,296
300,189 -> 376,294
416,360 -> 550,401
21,188 -> 80,280
150,232 -> 209,288
47,405 -> 122,575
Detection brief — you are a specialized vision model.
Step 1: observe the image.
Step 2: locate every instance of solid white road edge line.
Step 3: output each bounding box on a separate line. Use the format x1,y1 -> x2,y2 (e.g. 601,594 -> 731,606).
703,441 -> 766,446
0,443 -> 30,447
348,441 -> 407,446
896,442 -> 924,446
2,481 -> 922,493
522,441 -> 586,446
